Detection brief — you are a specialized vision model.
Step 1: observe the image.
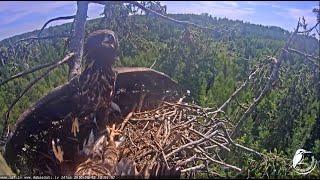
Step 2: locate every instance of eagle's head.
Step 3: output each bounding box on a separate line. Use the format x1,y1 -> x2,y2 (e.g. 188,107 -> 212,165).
84,29 -> 119,68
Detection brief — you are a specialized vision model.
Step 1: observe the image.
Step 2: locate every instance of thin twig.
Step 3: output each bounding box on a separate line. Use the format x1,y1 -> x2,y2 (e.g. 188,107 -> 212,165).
297,22 -> 319,33
286,48 -> 320,67
165,130 -> 219,158
1,53 -> 74,138
14,34 -> 70,45
210,64 -> 265,114
91,1 -> 216,31
37,15 -> 76,38
232,18 -> 302,138
181,164 -> 205,173
0,55 -> 70,87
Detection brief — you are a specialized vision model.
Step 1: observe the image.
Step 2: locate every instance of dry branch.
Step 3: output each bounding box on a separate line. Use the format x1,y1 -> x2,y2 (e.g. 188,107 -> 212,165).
14,34 -> 70,44
231,18 -> 302,139
68,1 -> 88,80
210,64 -> 265,114
0,54 -> 71,87
286,48 -> 320,67
115,100 -> 262,176
297,22 -> 319,33
37,15 -> 76,38
14,15 -> 75,47
1,53 -> 75,138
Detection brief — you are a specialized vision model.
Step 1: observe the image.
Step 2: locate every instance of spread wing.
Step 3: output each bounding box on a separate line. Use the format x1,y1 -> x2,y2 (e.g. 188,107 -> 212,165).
4,78 -> 78,174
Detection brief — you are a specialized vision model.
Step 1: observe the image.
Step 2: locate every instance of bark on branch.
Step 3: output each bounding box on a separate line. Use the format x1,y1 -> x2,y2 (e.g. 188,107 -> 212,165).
68,1 -> 88,80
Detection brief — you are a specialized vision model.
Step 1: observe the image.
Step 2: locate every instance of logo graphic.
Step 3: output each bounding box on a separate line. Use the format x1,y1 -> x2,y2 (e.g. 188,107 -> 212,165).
292,149 -> 317,175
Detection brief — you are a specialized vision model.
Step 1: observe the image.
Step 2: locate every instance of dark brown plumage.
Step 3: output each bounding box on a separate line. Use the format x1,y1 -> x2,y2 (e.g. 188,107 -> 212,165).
74,124 -> 121,177
4,29 -> 120,175
74,123 -> 181,179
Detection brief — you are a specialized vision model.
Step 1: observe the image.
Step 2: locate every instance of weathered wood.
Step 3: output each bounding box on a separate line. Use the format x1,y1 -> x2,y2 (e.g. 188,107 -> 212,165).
68,1 -> 88,80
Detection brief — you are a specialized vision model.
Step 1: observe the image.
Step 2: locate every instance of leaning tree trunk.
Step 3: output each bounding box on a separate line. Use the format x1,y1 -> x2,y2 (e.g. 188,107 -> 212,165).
68,1 -> 88,80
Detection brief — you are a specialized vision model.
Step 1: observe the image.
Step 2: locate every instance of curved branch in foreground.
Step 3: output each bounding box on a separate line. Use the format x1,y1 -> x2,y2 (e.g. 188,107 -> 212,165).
1,53 -> 74,138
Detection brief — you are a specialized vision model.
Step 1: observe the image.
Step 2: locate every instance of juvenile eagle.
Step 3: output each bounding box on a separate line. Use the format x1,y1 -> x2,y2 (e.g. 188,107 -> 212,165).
74,124 -> 123,177
75,124 -> 181,179
4,29 -> 121,175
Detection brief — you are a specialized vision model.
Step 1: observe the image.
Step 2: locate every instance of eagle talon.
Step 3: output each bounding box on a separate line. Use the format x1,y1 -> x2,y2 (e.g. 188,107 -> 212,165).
107,124 -> 122,142
52,139 -> 64,163
71,117 -> 80,137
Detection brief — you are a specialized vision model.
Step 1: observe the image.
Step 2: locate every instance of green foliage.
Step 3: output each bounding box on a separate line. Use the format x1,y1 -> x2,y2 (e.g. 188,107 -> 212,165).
0,8 -> 319,178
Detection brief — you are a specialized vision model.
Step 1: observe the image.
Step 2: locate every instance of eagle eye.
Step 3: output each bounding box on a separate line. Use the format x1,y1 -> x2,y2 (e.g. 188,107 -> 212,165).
103,34 -> 115,43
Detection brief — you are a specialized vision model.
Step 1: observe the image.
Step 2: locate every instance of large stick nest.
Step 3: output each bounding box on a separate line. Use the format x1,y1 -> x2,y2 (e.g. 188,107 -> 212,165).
3,66 -> 247,177
116,100 -> 241,177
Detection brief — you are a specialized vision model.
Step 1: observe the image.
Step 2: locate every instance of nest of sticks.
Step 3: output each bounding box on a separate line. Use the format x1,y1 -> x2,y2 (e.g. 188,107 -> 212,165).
116,100 -> 242,177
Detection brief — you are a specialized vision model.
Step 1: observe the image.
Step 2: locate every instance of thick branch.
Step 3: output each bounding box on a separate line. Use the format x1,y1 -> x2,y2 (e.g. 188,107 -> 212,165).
181,164 -> 205,173
231,60 -> 279,139
68,1 -> 88,80
165,130 -> 219,158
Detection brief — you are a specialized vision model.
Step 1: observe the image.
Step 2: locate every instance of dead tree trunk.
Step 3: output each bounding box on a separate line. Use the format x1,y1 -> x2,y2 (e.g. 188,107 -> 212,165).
68,1 -> 88,80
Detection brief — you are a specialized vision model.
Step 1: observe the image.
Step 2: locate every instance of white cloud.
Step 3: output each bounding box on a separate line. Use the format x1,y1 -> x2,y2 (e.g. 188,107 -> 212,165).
287,8 -> 315,23
274,7 -> 317,29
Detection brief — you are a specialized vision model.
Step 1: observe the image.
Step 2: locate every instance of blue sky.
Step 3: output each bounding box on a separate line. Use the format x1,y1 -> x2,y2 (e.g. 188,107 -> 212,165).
0,1 -> 318,41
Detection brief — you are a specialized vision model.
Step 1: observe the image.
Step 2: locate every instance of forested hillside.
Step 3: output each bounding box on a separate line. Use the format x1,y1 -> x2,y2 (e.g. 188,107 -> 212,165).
0,11 -> 319,177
